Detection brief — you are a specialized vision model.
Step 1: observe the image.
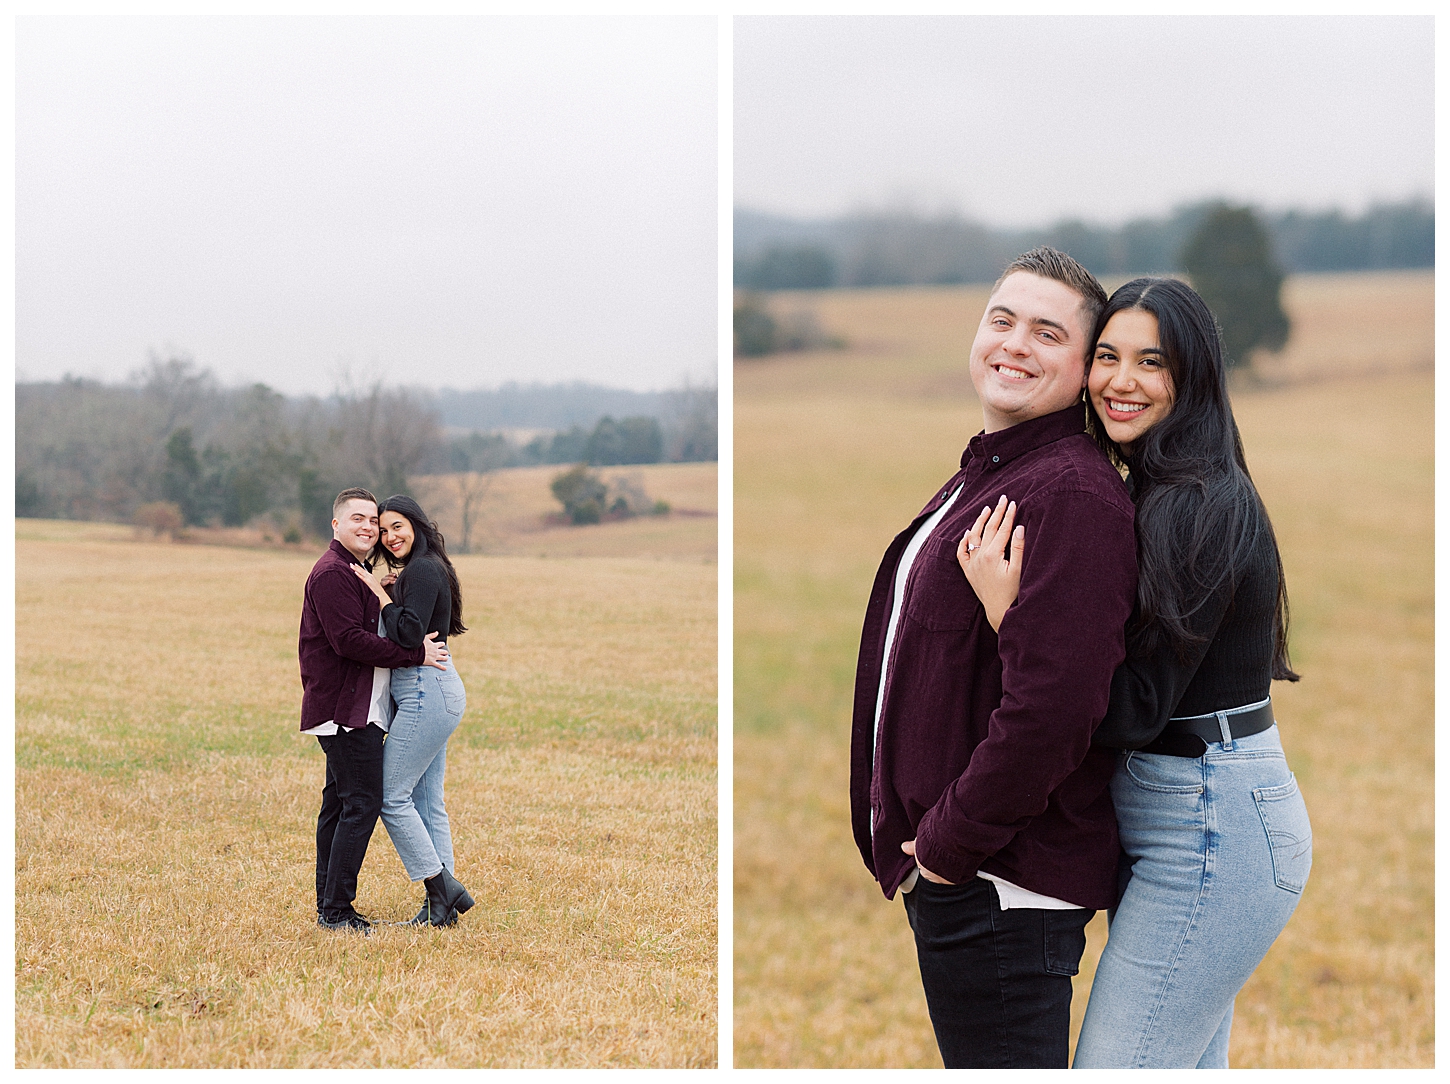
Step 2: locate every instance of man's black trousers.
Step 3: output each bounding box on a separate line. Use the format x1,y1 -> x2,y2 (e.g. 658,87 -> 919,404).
315,724 -> 385,921
903,875 -> 1093,1068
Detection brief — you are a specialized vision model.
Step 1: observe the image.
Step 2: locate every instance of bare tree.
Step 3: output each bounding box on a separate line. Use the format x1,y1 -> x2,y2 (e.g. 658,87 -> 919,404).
327,375 -> 442,499
365,391 -> 438,497
450,430 -> 515,553
455,470 -> 494,555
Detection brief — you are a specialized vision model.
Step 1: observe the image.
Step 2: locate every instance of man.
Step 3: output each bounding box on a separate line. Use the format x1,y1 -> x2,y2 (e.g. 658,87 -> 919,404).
299,486 -> 449,933
849,248 -> 1138,1067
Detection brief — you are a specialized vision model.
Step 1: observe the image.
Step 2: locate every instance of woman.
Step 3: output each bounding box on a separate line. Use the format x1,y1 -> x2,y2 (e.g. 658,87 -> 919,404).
352,494 -> 475,927
958,277 -> 1312,1068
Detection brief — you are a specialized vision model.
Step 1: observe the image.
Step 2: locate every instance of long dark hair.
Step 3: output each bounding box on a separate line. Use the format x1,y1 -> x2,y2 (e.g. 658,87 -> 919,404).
1087,277 -> 1297,681
373,494 -> 467,638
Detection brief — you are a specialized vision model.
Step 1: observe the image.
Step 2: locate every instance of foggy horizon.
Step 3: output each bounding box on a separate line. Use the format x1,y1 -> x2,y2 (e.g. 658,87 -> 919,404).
12,357 -> 717,398
732,192 -> 1434,232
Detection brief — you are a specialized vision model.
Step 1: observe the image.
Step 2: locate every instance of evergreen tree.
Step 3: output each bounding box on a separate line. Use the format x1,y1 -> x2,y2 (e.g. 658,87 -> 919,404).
1178,204 -> 1291,369
162,427 -> 203,524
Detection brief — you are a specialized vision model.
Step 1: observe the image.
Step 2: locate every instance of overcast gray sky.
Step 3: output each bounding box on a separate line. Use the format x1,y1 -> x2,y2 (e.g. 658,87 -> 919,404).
735,14 -> 1433,226
18,12 -> 716,395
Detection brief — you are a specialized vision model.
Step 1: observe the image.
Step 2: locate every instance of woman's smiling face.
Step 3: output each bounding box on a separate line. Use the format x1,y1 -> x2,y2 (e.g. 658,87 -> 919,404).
1088,308 -> 1175,453
379,511 -> 415,560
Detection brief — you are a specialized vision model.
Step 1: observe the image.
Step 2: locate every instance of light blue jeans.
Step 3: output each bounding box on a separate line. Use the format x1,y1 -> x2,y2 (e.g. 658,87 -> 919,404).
1074,723 -> 1312,1068
380,660 -> 467,883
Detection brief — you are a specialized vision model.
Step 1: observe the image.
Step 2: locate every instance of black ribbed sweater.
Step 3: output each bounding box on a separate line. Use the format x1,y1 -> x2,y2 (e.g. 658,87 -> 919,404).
380,547 -> 453,649
1093,493 -> 1280,750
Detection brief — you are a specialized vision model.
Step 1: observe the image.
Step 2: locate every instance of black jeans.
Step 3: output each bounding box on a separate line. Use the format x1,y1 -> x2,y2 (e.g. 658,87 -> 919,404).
315,724 -> 385,920
902,875 -> 1093,1068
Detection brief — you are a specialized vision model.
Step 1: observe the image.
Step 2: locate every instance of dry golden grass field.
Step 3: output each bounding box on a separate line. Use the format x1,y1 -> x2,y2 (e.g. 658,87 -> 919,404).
734,270 -> 1433,1068
16,514 -> 717,1067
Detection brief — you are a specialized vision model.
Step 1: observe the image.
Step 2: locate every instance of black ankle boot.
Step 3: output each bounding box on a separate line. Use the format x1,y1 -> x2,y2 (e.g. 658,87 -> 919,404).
398,873 -> 452,927
422,867 -> 474,925
414,878 -> 457,927
437,867 -> 475,915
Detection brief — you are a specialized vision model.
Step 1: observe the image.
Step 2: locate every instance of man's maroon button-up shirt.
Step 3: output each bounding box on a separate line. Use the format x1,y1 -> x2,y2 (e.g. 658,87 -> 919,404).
849,404 -> 1138,910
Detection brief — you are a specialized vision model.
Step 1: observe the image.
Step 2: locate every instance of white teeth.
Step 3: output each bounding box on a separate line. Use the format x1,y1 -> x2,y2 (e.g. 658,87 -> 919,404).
994,365 -> 1033,381
1109,400 -> 1147,413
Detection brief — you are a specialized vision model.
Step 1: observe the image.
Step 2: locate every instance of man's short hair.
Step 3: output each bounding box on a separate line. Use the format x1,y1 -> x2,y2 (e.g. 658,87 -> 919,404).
992,246 -> 1107,352
333,487 -> 377,517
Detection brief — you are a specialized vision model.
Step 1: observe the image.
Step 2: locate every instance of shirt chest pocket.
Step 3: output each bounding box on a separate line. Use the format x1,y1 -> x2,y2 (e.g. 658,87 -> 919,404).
903,534 -> 982,633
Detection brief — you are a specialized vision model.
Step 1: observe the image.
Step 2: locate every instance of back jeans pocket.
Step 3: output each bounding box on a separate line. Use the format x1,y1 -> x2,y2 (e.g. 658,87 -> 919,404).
1043,908 -> 1092,976
1254,775 -> 1313,893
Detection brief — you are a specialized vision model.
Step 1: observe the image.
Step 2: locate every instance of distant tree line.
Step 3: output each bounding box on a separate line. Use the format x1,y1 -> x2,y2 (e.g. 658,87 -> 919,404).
442,384 -> 716,473
734,198 -> 1433,289
425,381 -> 671,431
16,360 -> 716,531
15,359 -> 436,537
736,204 -> 1297,371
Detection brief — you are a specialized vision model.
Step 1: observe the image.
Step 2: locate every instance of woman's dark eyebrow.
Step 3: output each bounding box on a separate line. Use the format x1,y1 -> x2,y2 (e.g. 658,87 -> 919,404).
1096,339 -> 1164,355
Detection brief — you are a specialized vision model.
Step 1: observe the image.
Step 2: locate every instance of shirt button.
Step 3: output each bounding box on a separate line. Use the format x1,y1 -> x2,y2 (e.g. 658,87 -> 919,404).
991,455 -> 1000,464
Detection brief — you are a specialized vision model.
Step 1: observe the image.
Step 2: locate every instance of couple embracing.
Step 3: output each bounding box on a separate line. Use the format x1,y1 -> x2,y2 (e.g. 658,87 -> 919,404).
299,487 -> 475,933
852,248 -> 1314,1068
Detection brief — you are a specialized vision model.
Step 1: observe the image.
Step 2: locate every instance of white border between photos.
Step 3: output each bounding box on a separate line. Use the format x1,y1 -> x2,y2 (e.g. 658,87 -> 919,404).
716,12 -> 736,1072
2,10 -> 17,1070
715,12 -> 736,1072
1434,11 -> 1447,1073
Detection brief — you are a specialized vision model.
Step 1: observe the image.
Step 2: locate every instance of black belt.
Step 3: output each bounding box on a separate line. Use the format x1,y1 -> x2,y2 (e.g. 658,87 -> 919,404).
1137,701 -> 1275,758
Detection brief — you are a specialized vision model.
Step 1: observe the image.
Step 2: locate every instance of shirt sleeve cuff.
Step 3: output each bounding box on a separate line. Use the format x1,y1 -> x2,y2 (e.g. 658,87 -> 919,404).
913,816 -> 981,886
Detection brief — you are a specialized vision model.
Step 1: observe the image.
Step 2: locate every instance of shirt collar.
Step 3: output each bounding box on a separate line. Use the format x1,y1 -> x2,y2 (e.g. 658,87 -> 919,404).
329,538 -> 363,565
961,402 -> 1089,471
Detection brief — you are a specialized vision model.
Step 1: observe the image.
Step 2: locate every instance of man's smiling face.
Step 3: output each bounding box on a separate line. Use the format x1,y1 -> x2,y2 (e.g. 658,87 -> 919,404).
332,498 -> 379,561
969,271 -> 1092,433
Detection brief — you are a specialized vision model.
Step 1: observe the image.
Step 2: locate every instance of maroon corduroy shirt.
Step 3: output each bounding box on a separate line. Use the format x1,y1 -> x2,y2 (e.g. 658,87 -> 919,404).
298,539 -> 425,731
849,404 -> 1138,910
